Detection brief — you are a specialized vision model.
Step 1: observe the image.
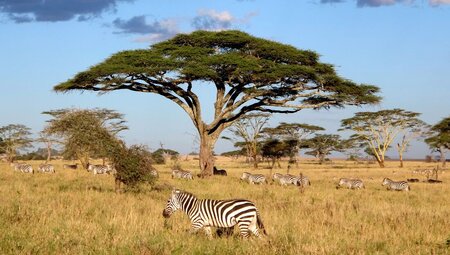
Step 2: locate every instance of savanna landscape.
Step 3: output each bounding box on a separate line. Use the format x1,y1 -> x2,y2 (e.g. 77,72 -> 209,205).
1,157 -> 449,254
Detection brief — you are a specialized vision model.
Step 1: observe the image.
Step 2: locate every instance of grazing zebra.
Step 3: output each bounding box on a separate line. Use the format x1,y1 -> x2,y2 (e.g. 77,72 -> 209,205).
172,169 -> 193,180
240,172 -> 267,184
272,173 -> 298,186
12,163 -> 34,174
63,164 -> 78,170
287,174 -> 311,187
163,189 -> 267,239
87,164 -> 114,175
38,164 -> 55,173
382,178 -> 410,191
213,166 -> 227,176
336,178 -> 364,189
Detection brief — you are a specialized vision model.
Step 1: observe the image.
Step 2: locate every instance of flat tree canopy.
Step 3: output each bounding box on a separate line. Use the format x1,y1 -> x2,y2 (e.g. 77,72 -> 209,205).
54,30 -> 380,176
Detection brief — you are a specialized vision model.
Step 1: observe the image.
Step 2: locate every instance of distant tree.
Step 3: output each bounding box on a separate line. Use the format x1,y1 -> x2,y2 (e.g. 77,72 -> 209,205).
54,30 -> 380,177
425,116 -> 450,167
152,148 -> 180,164
0,124 -> 33,162
340,109 -> 425,168
395,119 -> 429,167
43,109 -> 125,169
262,123 -> 324,166
261,139 -> 291,170
36,131 -> 61,163
303,134 -> 344,164
223,113 -> 270,168
220,149 -> 245,158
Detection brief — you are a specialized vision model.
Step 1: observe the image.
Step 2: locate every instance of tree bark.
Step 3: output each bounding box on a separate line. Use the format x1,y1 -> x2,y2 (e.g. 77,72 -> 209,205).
377,159 -> 385,168
199,134 -> 217,177
439,147 -> 446,167
46,141 -> 52,163
399,153 -> 404,168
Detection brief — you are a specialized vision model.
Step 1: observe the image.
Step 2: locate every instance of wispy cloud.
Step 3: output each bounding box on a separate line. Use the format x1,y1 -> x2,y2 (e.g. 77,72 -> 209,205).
0,0 -> 133,23
319,0 -> 450,7
191,9 -> 257,31
113,16 -> 179,43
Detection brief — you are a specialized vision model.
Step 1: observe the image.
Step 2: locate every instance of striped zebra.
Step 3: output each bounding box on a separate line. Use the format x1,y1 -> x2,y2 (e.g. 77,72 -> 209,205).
382,178 -> 410,191
11,163 -> 34,174
87,164 -> 114,175
336,178 -> 364,189
38,164 -> 55,173
172,169 -> 193,180
285,174 -> 311,187
240,172 -> 267,184
272,173 -> 298,186
163,189 -> 267,239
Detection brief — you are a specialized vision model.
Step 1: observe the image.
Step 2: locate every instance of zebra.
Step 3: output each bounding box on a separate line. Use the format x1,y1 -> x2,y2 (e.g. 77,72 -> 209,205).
240,172 -> 267,184
12,163 -> 34,174
286,174 -> 311,187
172,169 -> 193,180
336,178 -> 364,189
272,173 -> 298,186
63,164 -> 78,170
162,189 -> 267,239
10,162 -> 23,171
38,164 -> 55,173
382,178 -> 410,191
87,164 -> 114,175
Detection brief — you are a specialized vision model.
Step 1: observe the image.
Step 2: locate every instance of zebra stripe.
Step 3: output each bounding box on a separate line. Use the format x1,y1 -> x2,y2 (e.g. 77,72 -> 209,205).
13,163 -> 34,174
382,178 -> 410,191
88,164 -> 114,175
38,164 -> 55,173
240,172 -> 267,184
172,169 -> 193,180
337,178 -> 364,189
163,189 -> 266,239
272,173 -> 297,186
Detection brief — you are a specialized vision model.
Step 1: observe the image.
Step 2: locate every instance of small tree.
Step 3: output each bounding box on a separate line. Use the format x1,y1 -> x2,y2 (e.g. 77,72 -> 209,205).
223,113 -> 270,168
425,116 -> 450,167
261,139 -> 291,171
340,109 -> 425,168
396,119 -> 428,167
111,144 -> 157,192
43,109 -> 126,169
36,131 -> 61,163
0,124 -> 33,162
303,134 -> 343,164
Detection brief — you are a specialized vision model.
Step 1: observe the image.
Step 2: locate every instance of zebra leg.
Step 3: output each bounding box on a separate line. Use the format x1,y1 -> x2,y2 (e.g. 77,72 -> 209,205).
237,221 -> 251,238
189,222 -> 204,235
248,216 -> 262,238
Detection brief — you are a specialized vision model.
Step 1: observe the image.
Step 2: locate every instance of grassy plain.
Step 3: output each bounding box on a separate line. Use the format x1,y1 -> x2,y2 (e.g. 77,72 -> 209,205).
0,158 -> 449,254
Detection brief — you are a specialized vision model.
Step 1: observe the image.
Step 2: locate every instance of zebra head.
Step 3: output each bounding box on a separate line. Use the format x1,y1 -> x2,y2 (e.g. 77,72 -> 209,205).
163,189 -> 183,218
240,172 -> 250,180
381,178 -> 390,186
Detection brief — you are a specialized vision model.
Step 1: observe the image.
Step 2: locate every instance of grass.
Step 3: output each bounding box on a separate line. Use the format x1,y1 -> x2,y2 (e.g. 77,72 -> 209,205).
0,158 -> 449,254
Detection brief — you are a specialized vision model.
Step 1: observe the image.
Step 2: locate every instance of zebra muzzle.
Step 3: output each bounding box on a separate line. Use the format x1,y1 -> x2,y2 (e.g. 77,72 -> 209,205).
162,209 -> 171,218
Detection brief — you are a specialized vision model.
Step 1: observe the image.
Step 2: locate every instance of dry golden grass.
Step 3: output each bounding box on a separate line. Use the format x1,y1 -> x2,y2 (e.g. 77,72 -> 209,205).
0,158 -> 449,254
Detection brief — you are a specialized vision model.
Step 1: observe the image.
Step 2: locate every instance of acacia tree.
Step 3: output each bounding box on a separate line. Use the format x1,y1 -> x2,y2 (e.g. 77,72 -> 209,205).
222,113 -> 270,168
425,116 -> 450,167
54,30 -> 380,176
263,123 -> 324,166
396,119 -> 428,167
36,131 -> 61,163
43,109 -> 126,169
303,134 -> 344,164
340,109 -> 425,168
0,124 -> 33,163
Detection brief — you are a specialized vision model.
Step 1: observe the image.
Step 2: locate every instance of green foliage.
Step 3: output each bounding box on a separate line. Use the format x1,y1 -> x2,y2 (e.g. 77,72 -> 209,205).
111,144 -> 156,189
261,139 -> 292,160
425,116 -> 450,151
0,124 -> 33,162
43,109 -> 126,168
220,149 -> 245,157
303,134 -> 344,163
151,148 -> 180,165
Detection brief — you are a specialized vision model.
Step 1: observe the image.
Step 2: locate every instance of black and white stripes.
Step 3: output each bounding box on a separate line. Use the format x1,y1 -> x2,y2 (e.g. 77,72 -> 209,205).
172,169 -> 193,180
240,172 -> 267,184
382,178 -> 410,191
11,163 -> 34,174
38,164 -> 55,173
163,189 -> 266,238
336,178 -> 364,189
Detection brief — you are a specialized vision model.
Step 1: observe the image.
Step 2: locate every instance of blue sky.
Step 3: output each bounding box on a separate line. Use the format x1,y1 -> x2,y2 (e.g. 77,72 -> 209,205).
1,0 -> 449,158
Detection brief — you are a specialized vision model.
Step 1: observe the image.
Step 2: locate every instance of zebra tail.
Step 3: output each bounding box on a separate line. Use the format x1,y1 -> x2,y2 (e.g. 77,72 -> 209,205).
257,213 -> 267,235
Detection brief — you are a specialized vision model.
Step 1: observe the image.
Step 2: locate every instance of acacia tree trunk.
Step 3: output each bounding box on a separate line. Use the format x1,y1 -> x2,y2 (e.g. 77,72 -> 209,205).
199,133 -> 218,177
46,141 -> 52,163
439,146 -> 446,167
399,153 -> 404,168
